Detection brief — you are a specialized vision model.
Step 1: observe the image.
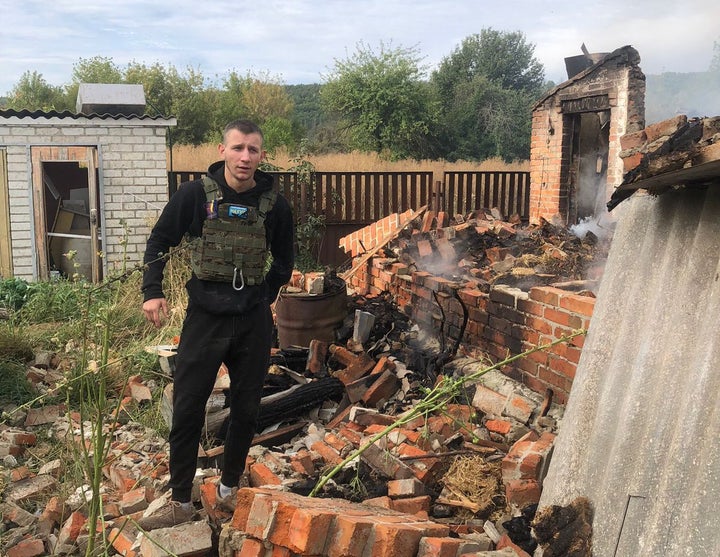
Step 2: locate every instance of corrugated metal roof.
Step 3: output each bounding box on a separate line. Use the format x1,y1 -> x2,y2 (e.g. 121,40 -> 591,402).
540,186 -> 720,555
0,108 -> 173,121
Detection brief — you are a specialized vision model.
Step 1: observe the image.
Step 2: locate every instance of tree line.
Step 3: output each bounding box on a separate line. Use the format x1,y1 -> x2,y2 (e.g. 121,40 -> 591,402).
2,28 -> 551,162
5,31 -> 720,163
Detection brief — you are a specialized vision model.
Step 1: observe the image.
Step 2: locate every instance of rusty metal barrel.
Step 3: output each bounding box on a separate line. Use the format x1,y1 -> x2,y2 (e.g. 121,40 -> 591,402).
274,287 -> 348,348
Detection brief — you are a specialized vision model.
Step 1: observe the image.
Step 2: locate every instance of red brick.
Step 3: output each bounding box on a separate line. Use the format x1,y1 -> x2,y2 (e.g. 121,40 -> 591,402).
390,496 -> 431,517
40,496 -> 67,524
457,288 -> 484,308
109,527 -> 138,557
249,462 -> 282,487
528,286 -> 564,306
120,486 -> 150,514
244,492 -> 282,540
265,500 -> 301,548
57,511 -> 86,545
362,370 -> 400,408
543,308 -> 583,329
9,466 -> 31,482
289,450 -> 315,476
326,515 -> 374,557
387,478 -> 425,498
310,440 -> 343,466
644,114 -> 687,143
416,536 -> 463,557
417,240 -> 433,257
238,537 -> 268,557
364,495 -> 393,509
1,430 -> 37,446
519,453 -> 542,479
324,432 -> 352,454
619,129 -> 647,151
370,521 -> 424,557
231,488 -> 259,531
623,152 -> 643,172
6,538 -> 46,557
270,545 -> 292,557
485,419 -> 512,435
286,507 -> 334,554
548,354 -> 578,380
505,479 -> 542,508
559,292 -> 595,317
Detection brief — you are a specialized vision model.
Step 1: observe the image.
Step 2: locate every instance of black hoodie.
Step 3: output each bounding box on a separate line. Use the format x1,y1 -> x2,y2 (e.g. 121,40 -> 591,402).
141,161 -> 295,315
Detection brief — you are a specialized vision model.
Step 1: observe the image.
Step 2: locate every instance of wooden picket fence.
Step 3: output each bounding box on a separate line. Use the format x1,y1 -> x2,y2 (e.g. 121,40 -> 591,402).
168,169 -> 530,264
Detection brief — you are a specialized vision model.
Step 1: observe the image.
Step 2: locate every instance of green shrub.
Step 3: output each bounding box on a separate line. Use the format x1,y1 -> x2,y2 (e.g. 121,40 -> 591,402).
0,278 -> 33,311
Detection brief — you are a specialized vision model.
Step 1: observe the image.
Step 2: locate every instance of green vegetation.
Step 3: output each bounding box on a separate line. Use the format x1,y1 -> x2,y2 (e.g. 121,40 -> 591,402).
0,261 -> 185,555
5,31 -> 717,163
1,29 -> 551,163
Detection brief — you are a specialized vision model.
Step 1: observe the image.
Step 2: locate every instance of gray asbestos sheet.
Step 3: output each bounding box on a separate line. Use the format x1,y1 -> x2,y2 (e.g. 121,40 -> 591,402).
539,187 -> 720,556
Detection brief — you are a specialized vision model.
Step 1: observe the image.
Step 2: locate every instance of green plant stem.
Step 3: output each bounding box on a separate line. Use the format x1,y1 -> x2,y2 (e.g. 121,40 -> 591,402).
308,329 -> 586,497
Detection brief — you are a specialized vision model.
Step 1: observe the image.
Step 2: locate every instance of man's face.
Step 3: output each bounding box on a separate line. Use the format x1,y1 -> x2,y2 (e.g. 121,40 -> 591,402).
218,129 -> 265,185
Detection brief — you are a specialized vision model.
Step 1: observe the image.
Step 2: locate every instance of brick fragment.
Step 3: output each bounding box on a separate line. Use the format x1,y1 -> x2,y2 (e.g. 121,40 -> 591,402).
326,515 -> 374,557
416,536 -> 463,557
109,526 -> 138,557
286,507 -> 334,554
138,520 -> 213,557
57,511 -> 86,546
249,463 -> 282,487
6,538 -> 46,557
387,478 -> 425,498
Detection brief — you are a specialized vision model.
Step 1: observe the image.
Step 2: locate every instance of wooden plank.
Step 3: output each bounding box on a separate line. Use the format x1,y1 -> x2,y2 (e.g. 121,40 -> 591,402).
203,421 -> 309,458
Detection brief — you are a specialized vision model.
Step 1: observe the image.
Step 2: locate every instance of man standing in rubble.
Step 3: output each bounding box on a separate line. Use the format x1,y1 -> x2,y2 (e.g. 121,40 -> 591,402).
139,119 -> 294,529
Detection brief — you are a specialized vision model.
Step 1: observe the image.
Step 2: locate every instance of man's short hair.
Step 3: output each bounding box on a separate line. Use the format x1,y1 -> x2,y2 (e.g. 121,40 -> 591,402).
223,119 -> 264,143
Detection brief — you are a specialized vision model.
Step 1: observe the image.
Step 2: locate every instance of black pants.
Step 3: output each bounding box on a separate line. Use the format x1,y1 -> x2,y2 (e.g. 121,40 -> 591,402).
168,302 -> 272,502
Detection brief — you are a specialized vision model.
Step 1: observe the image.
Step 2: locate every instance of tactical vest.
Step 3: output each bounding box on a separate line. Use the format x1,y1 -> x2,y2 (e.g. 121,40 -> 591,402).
188,176 -> 277,290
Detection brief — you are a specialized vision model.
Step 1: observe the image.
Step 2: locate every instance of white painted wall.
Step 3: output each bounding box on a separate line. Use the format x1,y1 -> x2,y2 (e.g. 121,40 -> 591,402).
0,114 -> 176,280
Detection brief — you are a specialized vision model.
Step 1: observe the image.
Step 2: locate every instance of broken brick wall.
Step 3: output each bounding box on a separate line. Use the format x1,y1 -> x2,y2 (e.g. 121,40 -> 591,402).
339,210 -> 415,258
348,258 -> 593,405
529,45 -> 646,225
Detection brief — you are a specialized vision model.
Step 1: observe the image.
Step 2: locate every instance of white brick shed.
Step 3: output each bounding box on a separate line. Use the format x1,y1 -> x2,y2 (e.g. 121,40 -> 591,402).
0,109 -> 176,282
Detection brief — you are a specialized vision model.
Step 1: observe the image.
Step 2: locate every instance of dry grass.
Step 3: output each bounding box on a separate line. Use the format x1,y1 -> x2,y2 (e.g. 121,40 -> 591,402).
168,144 -> 529,180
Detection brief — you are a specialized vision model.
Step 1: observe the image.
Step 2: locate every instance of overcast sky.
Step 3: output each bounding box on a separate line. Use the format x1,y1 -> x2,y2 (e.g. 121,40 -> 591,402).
1,0 -> 718,96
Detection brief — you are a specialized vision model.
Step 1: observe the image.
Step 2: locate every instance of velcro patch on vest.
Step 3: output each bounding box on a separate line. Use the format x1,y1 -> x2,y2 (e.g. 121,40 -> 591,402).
228,205 -> 249,218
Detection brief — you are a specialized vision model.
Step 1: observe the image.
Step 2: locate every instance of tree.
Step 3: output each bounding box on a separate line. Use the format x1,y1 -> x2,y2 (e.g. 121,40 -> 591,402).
125,62 -> 213,145
216,71 -> 297,151
431,29 -> 545,161
72,56 -> 123,84
5,71 -> 70,111
321,42 -> 440,160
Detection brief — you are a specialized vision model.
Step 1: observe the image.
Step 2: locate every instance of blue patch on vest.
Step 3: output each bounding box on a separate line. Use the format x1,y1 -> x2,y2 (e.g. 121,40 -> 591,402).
228,205 -> 249,218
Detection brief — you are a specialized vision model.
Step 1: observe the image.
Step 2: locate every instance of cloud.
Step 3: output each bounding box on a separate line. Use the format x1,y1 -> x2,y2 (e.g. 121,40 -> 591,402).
1,0 -> 717,95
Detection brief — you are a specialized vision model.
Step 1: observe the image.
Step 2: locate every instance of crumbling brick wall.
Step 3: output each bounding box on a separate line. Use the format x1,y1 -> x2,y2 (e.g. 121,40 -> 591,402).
348,258 -> 594,405
529,45 -> 646,225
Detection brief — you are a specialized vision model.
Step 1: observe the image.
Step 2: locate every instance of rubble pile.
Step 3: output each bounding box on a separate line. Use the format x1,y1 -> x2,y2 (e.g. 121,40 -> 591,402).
390,208 -> 610,294
1,293 -> 569,556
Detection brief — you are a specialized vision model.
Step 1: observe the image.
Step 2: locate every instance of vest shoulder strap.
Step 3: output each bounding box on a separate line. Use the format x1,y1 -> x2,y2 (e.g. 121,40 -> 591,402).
258,190 -> 278,219
201,175 -> 223,202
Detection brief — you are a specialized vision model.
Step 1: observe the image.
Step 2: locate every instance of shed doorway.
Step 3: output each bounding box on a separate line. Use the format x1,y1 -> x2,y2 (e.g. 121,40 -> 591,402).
30,147 -> 103,282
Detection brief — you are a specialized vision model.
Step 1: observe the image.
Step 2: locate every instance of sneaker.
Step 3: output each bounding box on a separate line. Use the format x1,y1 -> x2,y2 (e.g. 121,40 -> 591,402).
216,484 -> 238,514
137,500 -> 196,531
